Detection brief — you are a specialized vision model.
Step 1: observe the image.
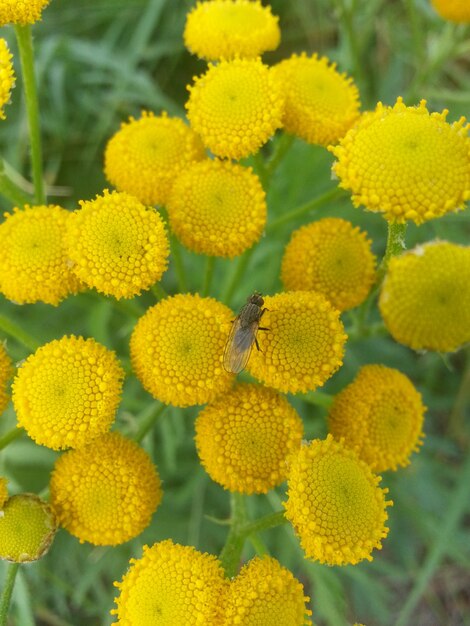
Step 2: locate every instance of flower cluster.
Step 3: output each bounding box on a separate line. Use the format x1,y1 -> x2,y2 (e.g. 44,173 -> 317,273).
0,38 -> 14,119
0,0 -> 50,25
432,0 -> 470,22
0,342 -> 12,415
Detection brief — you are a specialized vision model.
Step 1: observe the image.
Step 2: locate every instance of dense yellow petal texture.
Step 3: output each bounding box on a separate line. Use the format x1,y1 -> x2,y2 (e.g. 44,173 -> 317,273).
112,539 -> 228,625
281,218 -> 376,311
0,494 -> 57,562
184,0 -> 280,60
432,0 -> 470,22
0,342 -> 13,415
0,0 -> 50,25
65,190 -> 169,299
130,294 -> 234,407
0,205 -> 82,306
0,38 -> 14,119
330,98 -> 470,224
272,53 -> 360,146
167,159 -> 266,258
13,335 -> 124,450
328,365 -> 425,472
284,435 -> 392,566
195,383 -> 303,494
247,292 -> 346,394
222,556 -> 312,625
0,477 -> 7,509
186,57 -> 284,159
50,432 -> 162,546
104,112 -> 206,206
379,241 -> 470,352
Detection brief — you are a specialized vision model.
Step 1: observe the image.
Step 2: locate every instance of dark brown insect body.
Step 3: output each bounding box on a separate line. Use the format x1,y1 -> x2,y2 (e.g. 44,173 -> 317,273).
223,292 -> 268,373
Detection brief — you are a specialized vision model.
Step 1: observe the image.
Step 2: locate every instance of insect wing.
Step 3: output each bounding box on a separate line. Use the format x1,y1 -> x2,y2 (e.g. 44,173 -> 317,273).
223,317 -> 258,373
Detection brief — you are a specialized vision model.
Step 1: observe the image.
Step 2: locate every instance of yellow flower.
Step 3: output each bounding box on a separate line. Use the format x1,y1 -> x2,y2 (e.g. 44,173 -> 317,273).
50,432 -> 162,546
432,0 -> 470,22
284,435 -> 392,566
0,477 -> 7,509
223,556 -> 312,625
195,383 -> 303,494
112,539 -> 228,625
0,342 -> 13,415
0,205 -> 82,306
247,291 -> 346,394
13,335 -> 124,450
186,57 -> 284,160
380,241 -> 470,352
130,294 -> 234,407
0,0 -> 50,25
330,98 -> 470,224
104,112 -> 206,206
184,0 -> 280,61
167,159 -> 266,258
272,53 -> 360,146
328,365 -> 425,472
0,38 -> 14,120
281,218 -> 376,311
65,190 -> 169,299
0,494 -> 57,562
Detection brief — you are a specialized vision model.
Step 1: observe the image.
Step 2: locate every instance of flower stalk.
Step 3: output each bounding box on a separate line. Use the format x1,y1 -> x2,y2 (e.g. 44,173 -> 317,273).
0,563 -> 20,626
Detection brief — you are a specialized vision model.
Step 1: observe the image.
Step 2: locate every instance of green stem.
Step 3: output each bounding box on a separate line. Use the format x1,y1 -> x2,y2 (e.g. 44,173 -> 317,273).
14,25 -> 45,205
201,257 -> 215,297
0,164 -> 33,207
267,187 -> 345,233
241,510 -> 287,537
151,283 -> 168,300
0,313 -> 40,351
265,134 -> 295,179
0,427 -> 25,451
219,492 -> 248,578
403,0 -> 425,70
0,563 -> 20,626
335,0 -> 367,92
379,221 -> 407,279
133,402 -> 167,443
300,391 -> 334,409
221,247 -> 256,306
170,235 -> 188,293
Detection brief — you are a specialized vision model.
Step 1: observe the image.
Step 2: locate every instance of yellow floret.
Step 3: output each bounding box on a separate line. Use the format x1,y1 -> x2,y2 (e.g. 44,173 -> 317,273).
0,494 -> 57,562
0,476 -> 8,509
432,0 -> 470,22
186,57 -> 284,159
130,294 -> 234,407
222,556 -> 312,625
104,112 -> 206,206
65,190 -> 169,299
50,432 -> 162,546
379,241 -> 470,352
12,335 -> 124,450
112,539 -> 228,625
195,383 -> 303,494
0,0 -> 50,25
184,0 -> 280,60
281,218 -> 376,311
0,205 -> 83,305
273,53 -> 360,146
247,291 -> 346,394
0,342 -> 13,415
167,159 -> 266,258
330,98 -> 470,224
284,435 -> 392,566
0,38 -> 14,120
328,365 -> 425,472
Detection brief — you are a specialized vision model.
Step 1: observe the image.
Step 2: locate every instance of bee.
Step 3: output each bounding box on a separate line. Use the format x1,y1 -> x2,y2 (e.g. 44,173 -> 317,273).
223,292 -> 269,374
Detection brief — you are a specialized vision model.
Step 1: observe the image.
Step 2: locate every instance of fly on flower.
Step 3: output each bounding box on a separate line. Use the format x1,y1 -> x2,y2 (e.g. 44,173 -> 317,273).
223,292 -> 268,374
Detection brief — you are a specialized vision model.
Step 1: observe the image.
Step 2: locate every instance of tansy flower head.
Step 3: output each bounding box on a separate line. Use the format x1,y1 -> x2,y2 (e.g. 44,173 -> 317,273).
223,556 -> 312,625
13,335 -> 124,450
247,291 -> 346,394
186,57 -> 284,160
184,0 -> 280,61
284,435 -> 392,566
50,432 -> 162,546
272,53 -> 360,146
65,190 -> 169,299
0,342 -> 13,415
328,365 -> 425,472
0,205 -> 82,306
281,218 -> 376,311
0,0 -> 50,25
195,383 -> 303,494
112,539 -> 228,625
379,241 -> 470,352
130,294 -> 234,407
167,159 -> 266,258
104,111 -> 206,206
0,477 -> 7,509
330,98 -> 470,224
432,0 -> 470,22
0,494 -> 57,562
0,38 -> 14,120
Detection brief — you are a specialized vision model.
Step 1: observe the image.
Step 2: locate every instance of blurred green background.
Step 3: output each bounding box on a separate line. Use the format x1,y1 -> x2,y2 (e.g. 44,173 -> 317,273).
0,0 -> 469,624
